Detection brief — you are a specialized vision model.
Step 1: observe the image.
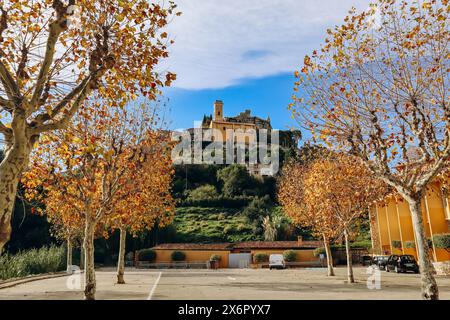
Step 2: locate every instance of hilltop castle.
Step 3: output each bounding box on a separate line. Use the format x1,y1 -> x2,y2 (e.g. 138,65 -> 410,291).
201,100 -> 272,142
180,100 -> 301,176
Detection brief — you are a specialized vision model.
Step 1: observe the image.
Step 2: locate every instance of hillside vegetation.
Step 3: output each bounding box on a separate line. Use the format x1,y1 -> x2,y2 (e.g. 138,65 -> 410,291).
173,207 -> 259,243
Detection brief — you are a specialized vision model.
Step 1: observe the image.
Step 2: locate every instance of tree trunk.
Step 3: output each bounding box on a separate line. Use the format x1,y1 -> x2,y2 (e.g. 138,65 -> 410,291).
344,228 -> 355,283
408,198 -> 439,300
116,227 -> 126,284
80,245 -> 85,270
66,238 -> 73,274
0,141 -> 31,254
83,219 -> 96,300
323,234 -> 335,276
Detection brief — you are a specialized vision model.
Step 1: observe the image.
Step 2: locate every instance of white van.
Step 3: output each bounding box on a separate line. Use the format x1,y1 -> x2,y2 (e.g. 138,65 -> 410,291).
269,254 -> 286,270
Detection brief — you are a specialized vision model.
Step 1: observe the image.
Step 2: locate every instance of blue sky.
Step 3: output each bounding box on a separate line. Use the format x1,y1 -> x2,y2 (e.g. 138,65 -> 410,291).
164,73 -> 298,131
161,0 -> 373,133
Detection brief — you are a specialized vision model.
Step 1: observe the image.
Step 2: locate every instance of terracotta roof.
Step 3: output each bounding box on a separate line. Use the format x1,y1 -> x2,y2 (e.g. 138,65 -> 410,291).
151,243 -> 232,251
232,241 -> 322,250
151,241 -> 322,251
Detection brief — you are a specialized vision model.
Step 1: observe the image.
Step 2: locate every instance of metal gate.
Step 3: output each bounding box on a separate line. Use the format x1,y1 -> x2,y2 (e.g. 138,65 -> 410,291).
228,253 -> 252,269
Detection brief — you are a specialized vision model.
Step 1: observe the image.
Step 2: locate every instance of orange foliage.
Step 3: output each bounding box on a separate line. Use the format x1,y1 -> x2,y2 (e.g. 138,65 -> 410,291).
22,100 -> 175,240
279,154 -> 385,240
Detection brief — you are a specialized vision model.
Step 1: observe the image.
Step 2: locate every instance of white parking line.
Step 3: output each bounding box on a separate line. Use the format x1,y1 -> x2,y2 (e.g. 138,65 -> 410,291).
147,272 -> 162,300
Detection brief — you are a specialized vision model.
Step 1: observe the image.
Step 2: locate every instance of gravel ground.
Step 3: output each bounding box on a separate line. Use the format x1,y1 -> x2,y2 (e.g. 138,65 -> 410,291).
0,267 -> 449,300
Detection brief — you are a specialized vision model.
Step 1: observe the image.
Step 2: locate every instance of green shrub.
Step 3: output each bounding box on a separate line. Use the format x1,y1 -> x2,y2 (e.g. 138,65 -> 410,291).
0,246 -> 66,281
223,226 -> 235,234
351,240 -> 372,249
210,254 -> 221,261
179,196 -> 252,208
313,247 -> 325,257
433,234 -> 450,252
138,249 -> 156,262
125,252 -> 135,261
188,185 -> 219,201
283,250 -> 297,262
405,241 -> 416,249
171,251 -> 186,261
242,196 -> 272,222
392,240 -> 402,249
253,253 -> 269,263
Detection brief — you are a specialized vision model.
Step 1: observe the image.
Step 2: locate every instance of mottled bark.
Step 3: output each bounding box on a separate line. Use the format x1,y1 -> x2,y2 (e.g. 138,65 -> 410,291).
116,227 -> 126,284
66,238 -> 73,274
408,197 -> 439,300
344,228 -> 355,283
83,219 -> 96,300
323,234 -> 335,277
0,133 -> 32,254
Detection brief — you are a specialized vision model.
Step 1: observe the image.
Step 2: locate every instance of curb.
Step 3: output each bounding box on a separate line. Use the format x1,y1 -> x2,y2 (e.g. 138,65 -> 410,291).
0,272 -> 69,290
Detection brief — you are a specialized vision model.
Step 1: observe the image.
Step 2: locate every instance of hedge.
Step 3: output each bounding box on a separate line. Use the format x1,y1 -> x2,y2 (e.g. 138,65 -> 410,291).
253,253 -> 269,263
179,196 -> 253,208
210,254 -> 221,261
171,251 -> 186,261
405,241 -> 416,249
433,234 -> 450,252
283,250 -> 297,262
138,249 -> 156,262
392,240 -> 402,249
0,246 -> 66,281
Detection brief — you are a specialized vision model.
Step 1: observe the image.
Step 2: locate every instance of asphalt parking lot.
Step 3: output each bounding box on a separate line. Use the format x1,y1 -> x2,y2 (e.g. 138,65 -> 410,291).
0,267 -> 449,300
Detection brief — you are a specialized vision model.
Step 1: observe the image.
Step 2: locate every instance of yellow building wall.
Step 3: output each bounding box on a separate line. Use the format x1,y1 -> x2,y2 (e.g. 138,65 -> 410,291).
425,183 -> 450,262
369,206 -> 382,254
376,205 -> 392,254
250,249 -> 317,262
396,200 -> 417,259
153,250 -> 230,268
373,179 -> 450,263
153,249 -> 318,268
386,200 -> 402,254
442,188 -> 450,220
210,121 -> 257,143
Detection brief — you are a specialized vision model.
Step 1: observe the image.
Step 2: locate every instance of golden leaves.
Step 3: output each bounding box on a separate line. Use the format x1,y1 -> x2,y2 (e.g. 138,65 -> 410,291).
279,154 -> 386,239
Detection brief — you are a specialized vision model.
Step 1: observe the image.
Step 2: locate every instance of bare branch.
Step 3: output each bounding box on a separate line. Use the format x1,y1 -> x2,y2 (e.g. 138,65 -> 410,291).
0,95 -> 13,111
32,79 -> 92,134
0,60 -> 20,103
30,0 -> 72,109
31,76 -> 91,124
0,120 -> 12,142
0,7 -> 7,44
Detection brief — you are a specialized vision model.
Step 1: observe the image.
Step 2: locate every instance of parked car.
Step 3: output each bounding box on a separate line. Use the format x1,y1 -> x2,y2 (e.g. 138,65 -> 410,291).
386,255 -> 419,274
269,254 -> 286,270
361,255 -> 373,266
372,255 -> 389,270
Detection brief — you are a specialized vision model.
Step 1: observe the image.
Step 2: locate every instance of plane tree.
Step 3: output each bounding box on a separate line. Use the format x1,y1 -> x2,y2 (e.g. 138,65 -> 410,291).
291,0 -> 449,299
0,0 -> 179,253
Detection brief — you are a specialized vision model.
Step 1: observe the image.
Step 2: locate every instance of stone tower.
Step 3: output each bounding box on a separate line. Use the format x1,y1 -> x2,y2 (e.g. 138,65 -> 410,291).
214,100 -> 223,121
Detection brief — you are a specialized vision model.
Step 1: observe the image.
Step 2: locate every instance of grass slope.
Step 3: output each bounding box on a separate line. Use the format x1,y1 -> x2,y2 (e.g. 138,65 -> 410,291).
173,207 -> 262,243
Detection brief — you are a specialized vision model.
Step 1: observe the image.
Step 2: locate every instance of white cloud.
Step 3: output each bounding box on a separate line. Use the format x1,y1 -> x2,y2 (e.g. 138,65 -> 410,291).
162,0 -> 372,90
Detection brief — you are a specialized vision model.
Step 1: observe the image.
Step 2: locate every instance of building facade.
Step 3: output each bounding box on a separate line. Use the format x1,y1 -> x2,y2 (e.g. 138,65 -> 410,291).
201,100 -> 272,144
369,179 -> 450,262
150,240 -> 322,269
